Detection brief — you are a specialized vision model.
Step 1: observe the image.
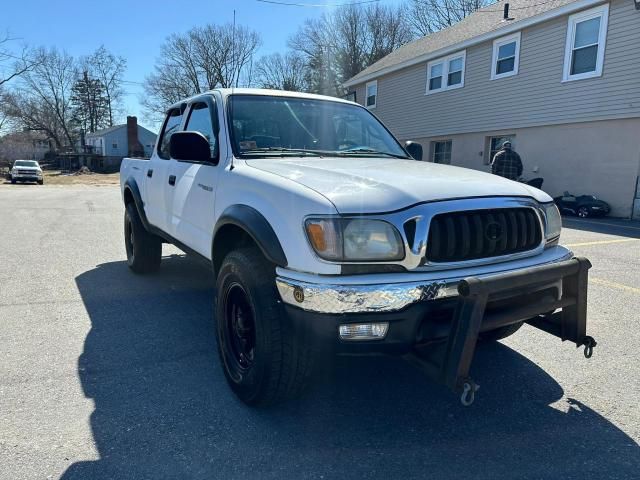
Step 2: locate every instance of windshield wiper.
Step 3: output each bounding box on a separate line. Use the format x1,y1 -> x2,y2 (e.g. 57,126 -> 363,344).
334,147 -> 408,159
240,147 -> 324,157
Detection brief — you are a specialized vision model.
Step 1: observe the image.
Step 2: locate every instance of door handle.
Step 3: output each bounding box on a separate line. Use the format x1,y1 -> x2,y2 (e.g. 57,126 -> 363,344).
168,175 -> 176,186
147,169 -> 153,178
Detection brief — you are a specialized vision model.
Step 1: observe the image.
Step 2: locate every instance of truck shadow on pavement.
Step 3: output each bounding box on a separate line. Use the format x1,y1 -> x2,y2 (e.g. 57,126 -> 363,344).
64,255 -> 640,480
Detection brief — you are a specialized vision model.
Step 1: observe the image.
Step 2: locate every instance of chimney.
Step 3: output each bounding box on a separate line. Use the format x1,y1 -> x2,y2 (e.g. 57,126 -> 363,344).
127,116 -> 144,157
503,3 -> 513,21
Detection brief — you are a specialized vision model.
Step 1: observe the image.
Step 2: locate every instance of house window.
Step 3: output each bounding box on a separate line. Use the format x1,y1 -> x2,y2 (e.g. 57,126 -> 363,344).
365,80 -> 377,108
563,4 -> 609,82
428,63 -> 443,91
431,140 -> 452,164
112,143 -> 118,149
487,135 -> 515,164
491,32 -> 521,80
427,51 -> 466,94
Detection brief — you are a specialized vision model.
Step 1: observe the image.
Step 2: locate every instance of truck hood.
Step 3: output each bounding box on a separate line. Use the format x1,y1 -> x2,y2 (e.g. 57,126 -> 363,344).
13,166 -> 40,171
246,157 -> 550,213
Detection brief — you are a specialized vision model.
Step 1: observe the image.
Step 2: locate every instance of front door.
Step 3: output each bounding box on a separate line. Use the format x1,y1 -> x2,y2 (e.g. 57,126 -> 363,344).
168,97 -> 221,257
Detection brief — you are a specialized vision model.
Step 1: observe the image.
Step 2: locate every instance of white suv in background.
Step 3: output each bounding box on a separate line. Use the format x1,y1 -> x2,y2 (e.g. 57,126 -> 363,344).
11,160 -> 44,185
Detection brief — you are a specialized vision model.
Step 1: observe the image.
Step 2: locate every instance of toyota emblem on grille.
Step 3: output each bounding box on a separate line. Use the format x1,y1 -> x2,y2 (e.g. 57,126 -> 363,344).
485,222 -> 503,242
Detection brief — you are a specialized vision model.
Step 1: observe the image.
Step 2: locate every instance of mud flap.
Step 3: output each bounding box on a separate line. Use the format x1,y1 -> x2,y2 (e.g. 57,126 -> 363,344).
406,257 -> 594,406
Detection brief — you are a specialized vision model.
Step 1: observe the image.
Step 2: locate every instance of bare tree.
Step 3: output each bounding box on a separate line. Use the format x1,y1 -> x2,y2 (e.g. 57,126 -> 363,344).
254,52 -> 309,92
85,46 -> 126,126
409,0 -> 490,36
142,23 -> 261,121
289,18 -> 339,96
2,48 -> 77,150
290,3 -> 413,96
0,33 -> 37,88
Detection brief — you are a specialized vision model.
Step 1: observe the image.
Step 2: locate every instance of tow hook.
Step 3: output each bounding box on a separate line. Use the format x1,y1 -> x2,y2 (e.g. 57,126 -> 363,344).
581,336 -> 597,359
460,379 -> 480,407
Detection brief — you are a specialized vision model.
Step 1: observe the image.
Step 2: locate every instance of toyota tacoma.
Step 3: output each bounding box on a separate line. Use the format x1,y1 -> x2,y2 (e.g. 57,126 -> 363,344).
120,89 -> 596,406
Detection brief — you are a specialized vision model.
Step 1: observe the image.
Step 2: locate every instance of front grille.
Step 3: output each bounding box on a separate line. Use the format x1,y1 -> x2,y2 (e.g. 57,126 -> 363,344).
425,207 -> 542,263
17,170 -> 36,175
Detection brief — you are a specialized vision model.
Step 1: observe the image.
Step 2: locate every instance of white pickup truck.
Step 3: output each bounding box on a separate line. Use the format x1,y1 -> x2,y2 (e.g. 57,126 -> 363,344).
11,160 -> 44,185
120,89 -> 596,406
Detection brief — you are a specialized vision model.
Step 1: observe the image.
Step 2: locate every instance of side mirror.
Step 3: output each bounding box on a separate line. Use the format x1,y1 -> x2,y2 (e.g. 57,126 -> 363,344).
404,141 -> 423,161
170,131 -> 213,163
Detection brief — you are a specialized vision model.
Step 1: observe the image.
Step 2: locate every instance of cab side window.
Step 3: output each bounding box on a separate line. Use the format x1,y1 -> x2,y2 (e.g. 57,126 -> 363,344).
158,108 -> 183,159
185,101 -> 219,162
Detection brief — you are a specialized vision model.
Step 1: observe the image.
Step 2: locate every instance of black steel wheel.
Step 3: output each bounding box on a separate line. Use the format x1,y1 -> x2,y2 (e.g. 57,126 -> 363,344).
215,247 -> 314,406
221,283 -> 256,378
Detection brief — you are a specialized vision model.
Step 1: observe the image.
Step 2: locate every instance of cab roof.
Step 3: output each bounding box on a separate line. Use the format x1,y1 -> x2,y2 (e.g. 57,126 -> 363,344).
168,88 -> 357,110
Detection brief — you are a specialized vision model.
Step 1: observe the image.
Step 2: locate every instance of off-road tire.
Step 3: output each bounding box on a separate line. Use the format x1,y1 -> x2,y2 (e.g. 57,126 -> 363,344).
480,321 -> 524,342
215,247 -> 314,406
124,202 -> 162,273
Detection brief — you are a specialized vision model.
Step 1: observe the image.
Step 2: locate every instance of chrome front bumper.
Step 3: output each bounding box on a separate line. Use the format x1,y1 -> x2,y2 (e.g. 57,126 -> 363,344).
276,246 -> 572,314
276,277 -> 460,314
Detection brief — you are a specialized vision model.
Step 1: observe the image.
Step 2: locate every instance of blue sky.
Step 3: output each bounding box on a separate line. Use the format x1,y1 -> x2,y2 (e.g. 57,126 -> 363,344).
3,0 -> 402,130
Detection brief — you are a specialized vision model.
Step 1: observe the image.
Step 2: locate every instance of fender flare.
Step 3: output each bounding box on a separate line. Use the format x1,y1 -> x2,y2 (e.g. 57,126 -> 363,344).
213,205 -> 288,268
123,178 -> 151,231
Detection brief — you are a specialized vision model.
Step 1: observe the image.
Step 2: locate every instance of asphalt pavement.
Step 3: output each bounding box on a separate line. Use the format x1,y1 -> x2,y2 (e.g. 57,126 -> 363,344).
1,185 -> 639,479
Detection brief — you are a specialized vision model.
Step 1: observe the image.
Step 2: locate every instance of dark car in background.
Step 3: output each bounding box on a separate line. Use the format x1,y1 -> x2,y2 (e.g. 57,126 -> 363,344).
553,193 -> 610,218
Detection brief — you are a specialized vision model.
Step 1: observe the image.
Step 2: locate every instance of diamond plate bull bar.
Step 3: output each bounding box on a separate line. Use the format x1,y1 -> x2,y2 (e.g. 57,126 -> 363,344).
406,256 -> 595,406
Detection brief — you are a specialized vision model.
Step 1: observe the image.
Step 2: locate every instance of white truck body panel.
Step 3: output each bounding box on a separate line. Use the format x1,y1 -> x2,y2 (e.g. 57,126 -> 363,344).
246,157 -> 550,214
120,88 -> 559,276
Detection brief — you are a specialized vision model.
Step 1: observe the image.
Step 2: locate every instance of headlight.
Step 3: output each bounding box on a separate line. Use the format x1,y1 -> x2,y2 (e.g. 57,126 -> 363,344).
305,217 -> 404,262
543,203 -> 561,241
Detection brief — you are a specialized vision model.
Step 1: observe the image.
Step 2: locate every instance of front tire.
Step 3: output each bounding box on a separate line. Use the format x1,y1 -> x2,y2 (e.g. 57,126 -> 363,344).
11,179 -> 16,184
215,247 -> 314,406
124,202 -> 162,273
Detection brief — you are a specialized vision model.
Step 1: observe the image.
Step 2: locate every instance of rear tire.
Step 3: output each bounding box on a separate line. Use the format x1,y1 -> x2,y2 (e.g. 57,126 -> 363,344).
124,202 -> 162,273
480,321 -> 523,342
215,247 -> 314,406
11,179 -> 16,184
577,206 -> 589,218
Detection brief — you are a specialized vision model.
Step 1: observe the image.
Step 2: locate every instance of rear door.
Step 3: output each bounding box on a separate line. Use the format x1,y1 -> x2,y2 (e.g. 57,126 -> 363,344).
145,107 -> 184,232
167,95 -> 221,257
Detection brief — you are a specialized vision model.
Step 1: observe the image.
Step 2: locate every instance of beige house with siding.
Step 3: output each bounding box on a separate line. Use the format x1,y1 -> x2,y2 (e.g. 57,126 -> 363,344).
344,0 -> 640,218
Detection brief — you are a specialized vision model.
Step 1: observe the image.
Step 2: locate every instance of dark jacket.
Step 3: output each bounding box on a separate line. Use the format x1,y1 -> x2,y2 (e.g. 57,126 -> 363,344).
491,148 -> 523,180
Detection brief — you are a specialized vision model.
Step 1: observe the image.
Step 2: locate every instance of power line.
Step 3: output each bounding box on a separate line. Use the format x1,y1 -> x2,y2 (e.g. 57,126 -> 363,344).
478,0 -> 560,13
256,0 -> 380,7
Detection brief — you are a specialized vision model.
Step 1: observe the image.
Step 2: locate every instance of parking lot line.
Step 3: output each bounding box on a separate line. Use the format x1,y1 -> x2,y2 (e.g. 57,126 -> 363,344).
565,238 -> 640,247
591,277 -> 640,295
564,219 -> 640,231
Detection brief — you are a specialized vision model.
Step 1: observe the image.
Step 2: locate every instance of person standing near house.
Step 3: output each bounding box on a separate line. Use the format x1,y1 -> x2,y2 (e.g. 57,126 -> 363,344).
491,141 -> 523,180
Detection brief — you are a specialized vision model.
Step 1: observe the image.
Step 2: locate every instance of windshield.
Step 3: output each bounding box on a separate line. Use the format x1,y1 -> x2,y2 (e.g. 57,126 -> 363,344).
228,95 -> 408,159
14,160 -> 38,167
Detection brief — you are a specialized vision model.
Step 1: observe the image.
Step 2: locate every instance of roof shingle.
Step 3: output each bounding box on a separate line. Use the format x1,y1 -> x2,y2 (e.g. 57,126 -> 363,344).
345,0 -> 579,85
